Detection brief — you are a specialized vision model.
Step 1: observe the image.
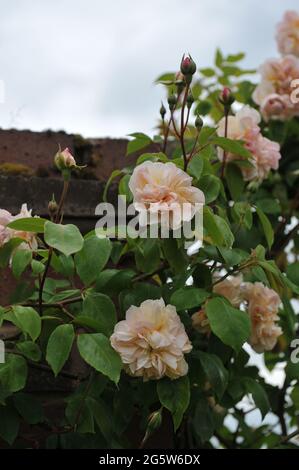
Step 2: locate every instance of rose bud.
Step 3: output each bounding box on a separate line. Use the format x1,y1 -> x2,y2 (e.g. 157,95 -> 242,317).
219,87 -> 235,106
186,92 -> 194,109
180,54 -> 196,76
48,197 -> 58,216
54,147 -> 76,171
167,94 -> 177,112
195,115 -> 203,130
147,409 -> 162,432
160,102 -> 166,119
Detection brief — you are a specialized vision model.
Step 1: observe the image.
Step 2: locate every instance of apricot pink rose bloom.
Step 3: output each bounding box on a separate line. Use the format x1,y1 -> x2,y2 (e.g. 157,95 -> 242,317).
242,282 -> 282,353
217,106 -> 281,181
0,204 -> 38,251
110,298 -> 192,380
213,274 -> 243,308
192,275 -> 243,335
253,55 -> 299,121
0,209 -> 14,247
129,161 -> 205,229
276,10 -> 299,57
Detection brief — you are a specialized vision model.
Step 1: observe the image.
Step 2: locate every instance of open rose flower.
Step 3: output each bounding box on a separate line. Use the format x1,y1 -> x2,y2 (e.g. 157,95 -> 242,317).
276,10 -> 299,57
0,209 -> 14,247
253,55 -> 299,121
242,282 -> 282,353
217,105 -> 281,181
129,161 -> 205,229
0,204 -> 38,251
110,298 -> 192,380
192,275 -> 243,335
213,274 -> 243,308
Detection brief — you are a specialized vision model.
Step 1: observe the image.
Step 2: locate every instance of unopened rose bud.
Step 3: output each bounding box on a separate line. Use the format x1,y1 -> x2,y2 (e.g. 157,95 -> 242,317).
219,87 -> 235,107
54,147 -> 76,171
147,409 -> 162,432
167,94 -> 177,112
195,115 -> 203,130
160,102 -> 166,119
187,92 -> 194,109
48,198 -> 58,215
180,54 -> 196,76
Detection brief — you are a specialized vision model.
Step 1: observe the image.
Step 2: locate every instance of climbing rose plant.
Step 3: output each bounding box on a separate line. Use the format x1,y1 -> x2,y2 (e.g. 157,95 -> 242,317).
1,10 -> 299,449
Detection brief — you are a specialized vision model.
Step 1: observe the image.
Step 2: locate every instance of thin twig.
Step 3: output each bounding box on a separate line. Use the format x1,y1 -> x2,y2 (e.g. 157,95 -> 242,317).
220,110 -> 229,179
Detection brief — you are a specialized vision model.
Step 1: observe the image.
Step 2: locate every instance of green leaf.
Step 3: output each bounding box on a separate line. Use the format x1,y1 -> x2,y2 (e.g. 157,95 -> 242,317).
13,393 -> 44,424
193,397 -> 215,443
198,175 -> 220,203
126,133 -> 152,156
0,354 -> 28,393
218,247 -> 249,266
212,136 -> 251,158
286,262 -> 299,286
103,169 -> 123,202
225,163 -> 245,200
255,206 -> 274,249
44,221 -> 84,256
206,297 -> 251,352
162,238 -> 188,274
197,351 -> 228,399
195,100 -> 212,116
157,376 -> 190,431
227,52 -> 245,62
135,238 -> 161,273
119,174 -> 133,202
155,72 -> 175,83
214,215 -> 234,248
11,249 -> 32,278
231,202 -> 252,230
75,236 -> 112,285
242,377 -> 270,419
65,395 -> 95,434
200,67 -> 215,77
16,341 -> 41,362
188,154 -> 204,180
87,397 -> 112,442
77,333 -> 122,384
46,324 -> 75,376
9,306 -> 41,341
7,217 -> 47,233
215,48 -> 223,68
81,292 -> 117,336
31,259 -> 45,275
136,152 -> 168,165
170,287 -> 209,311
0,405 -> 19,445
203,207 -> 224,246
0,238 -> 24,268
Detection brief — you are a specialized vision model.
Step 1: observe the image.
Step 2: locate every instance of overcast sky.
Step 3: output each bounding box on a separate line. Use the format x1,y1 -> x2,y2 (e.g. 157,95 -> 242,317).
0,0 -> 298,138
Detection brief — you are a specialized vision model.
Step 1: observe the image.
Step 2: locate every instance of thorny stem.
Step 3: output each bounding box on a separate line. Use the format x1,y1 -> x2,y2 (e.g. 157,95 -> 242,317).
280,429 -> 299,444
220,109 -> 229,179
162,117 -> 169,153
210,261 -> 254,289
180,84 -> 190,170
38,179 -> 70,315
